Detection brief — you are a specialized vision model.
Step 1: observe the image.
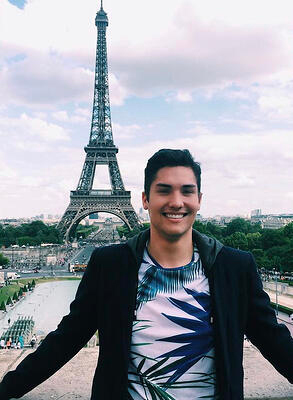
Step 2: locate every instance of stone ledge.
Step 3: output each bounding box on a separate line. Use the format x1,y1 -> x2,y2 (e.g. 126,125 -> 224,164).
0,344 -> 292,399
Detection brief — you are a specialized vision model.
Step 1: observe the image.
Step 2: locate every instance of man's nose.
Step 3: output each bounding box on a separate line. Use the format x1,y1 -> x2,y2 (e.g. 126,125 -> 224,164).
168,191 -> 184,208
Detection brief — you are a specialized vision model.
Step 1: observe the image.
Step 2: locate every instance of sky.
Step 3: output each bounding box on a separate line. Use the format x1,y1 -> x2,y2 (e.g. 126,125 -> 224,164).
0,0 -> 293,220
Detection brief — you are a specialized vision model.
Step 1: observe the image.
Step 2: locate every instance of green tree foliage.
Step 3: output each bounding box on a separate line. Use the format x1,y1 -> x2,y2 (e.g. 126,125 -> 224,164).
246,232 -> 261,250
261,229 -> 287,250
0,301 -> 6,311
32,280 -> 36,287
0,252 -> 9,266
116,223 -> 149,240
192,218 -> 292,272
13,291 -> 18,301
6,296 -> 12,305
283,222 -> 293,239
75,224 -> 99,239
224,218 -> 261,236
192,220 -> 208,234
223,232 -> 248,250
0,221 -> 61,247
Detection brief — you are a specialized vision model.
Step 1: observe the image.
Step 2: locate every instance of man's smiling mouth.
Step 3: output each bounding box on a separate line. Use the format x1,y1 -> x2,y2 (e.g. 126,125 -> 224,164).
163,213 -> 188,219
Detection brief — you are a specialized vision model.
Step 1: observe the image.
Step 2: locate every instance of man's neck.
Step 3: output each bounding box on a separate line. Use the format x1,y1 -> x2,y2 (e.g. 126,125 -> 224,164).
147,229 -> 194,269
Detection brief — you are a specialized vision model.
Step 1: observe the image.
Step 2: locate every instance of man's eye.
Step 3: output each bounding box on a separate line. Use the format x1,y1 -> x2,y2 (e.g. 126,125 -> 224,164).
157,189 -> 170,194
183,189 -> 195,195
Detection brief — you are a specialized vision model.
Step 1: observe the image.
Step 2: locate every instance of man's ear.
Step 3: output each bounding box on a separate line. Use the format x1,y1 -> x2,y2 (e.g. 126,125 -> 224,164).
198,192 -> 203,207
142,192 -> 148,210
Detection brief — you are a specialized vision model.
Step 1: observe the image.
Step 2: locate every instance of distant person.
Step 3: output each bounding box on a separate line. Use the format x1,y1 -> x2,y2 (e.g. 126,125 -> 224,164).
6,338 -> 11,350
18,335 -> 24,349
30,334 -> 37,348
0,149 -> 292,399
0,339 -> 5,349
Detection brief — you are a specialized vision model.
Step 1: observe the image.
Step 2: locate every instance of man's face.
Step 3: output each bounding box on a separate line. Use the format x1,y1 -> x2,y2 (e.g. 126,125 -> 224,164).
142,166 -> 202,241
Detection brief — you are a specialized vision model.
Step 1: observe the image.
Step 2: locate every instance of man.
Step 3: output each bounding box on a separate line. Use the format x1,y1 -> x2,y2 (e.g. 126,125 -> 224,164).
0,149 -> 292,399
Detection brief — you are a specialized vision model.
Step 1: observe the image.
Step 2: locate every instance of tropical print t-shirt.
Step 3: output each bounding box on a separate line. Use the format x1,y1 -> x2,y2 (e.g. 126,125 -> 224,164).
128,247 -> 217,400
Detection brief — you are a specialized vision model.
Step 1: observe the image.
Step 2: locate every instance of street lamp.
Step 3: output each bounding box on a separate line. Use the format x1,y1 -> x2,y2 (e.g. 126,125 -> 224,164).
273,268 -> 279,316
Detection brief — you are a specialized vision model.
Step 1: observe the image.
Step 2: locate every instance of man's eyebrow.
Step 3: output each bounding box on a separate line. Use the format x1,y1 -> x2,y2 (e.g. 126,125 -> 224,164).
155,183 -> 172,188
182,184 -> 197,189
155,183 -> 197,189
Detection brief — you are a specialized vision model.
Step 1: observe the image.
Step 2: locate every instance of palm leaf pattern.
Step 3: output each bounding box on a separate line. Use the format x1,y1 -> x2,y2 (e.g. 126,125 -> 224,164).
129,250 -> 216,399
156,288 -> 214,385
128,289 -> 216,399
136,258 -> 201,308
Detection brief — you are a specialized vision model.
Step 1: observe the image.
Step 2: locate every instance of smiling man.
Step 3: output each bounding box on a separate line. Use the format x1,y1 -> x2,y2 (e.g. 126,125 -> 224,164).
0,149 -> 293,400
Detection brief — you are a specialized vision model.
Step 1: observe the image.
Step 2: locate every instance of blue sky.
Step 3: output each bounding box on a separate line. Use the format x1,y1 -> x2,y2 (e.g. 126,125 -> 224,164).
0,0 -> 293,219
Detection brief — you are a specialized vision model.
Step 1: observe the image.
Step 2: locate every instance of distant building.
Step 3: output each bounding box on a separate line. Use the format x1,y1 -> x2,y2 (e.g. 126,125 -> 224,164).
251,209 -> 262,217
250,213 -> 293,229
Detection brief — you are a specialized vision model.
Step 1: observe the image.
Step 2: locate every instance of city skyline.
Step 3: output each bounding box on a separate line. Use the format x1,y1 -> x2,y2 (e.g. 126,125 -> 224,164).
1,0 -> 293,219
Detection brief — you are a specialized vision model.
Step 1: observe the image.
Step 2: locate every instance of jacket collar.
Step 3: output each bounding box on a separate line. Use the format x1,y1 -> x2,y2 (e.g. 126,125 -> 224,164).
126,228 -> 223,273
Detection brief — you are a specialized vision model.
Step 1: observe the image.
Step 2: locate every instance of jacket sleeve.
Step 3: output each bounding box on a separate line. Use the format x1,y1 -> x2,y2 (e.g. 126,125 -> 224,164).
0,248 -> 101,400
245,254 -> 293,383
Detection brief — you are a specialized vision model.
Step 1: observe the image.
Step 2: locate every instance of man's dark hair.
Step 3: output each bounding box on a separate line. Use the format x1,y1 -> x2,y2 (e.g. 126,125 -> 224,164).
144,149 -> 201,200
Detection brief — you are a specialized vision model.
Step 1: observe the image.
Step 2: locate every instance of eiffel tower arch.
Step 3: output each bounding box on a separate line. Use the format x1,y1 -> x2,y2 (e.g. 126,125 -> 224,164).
58,2 -> 140,242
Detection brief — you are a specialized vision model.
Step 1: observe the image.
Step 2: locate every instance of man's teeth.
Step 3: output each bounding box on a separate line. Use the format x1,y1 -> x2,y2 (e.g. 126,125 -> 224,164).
165,214 -> 184,219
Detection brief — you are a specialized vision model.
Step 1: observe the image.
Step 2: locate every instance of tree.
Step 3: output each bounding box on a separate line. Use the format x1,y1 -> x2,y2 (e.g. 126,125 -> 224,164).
0,301 -> 6,311
246,232 -> 261,251
261,229 -> 287,250
6,296 -> 12,305
224,218 -> 250,236
193,220 -> 208,234
223,232 -> 248,251
205,222 -> 223,240
13,292 -> 18,301
17,236 -> 39,246
283,222 -> 293,239
0,252 -> 9,267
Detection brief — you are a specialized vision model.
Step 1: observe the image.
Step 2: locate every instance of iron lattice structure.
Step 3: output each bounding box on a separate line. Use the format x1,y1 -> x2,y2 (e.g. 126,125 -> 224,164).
58,3 -> 140,241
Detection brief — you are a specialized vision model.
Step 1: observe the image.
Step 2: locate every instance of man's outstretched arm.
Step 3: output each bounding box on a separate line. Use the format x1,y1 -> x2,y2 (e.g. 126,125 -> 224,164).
0,248 -> 101,400
245,254 -> 293,383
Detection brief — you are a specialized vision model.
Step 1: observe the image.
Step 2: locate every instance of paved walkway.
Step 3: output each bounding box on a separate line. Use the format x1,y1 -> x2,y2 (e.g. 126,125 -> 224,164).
0,342 -> 292,399
265,288 -> 293,310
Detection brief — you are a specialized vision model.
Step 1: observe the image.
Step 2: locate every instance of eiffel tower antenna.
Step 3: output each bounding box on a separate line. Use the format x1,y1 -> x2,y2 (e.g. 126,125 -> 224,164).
58,3 -> 140,242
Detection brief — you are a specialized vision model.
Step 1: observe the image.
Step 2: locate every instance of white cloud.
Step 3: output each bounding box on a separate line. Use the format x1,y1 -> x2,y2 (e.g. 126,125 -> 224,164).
109,73 -> 129,105
0,113 -> 70,143
52,111 -> 69,122
0,51 -> 93,106
112,123 -> 142,139
257,86 -> 293,121
1,0 -> 292,106
175,91 -> 193,103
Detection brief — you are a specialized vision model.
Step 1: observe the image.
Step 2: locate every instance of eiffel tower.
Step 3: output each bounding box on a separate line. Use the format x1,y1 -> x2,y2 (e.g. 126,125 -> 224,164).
58,1 -> 140,241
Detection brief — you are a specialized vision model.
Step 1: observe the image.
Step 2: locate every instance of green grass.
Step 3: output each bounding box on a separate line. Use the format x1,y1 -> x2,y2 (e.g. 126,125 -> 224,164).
270,302 -> 293,315
0,282 -> 24,304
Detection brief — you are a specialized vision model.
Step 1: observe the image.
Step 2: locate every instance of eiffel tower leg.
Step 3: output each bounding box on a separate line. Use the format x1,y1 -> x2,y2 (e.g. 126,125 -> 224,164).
58,191 -> 141,242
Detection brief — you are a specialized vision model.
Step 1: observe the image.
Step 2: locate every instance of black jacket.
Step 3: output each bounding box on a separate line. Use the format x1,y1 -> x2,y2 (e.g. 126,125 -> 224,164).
0,229 -> 292,399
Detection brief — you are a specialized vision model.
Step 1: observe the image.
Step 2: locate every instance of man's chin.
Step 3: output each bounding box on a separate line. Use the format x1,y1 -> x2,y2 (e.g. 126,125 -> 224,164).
161,227 -> 192,242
